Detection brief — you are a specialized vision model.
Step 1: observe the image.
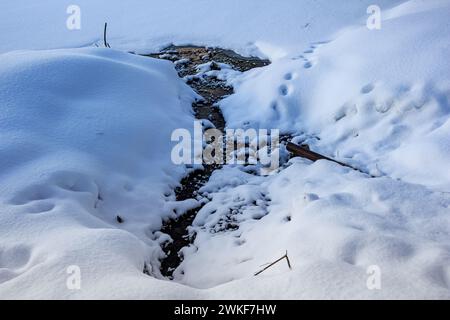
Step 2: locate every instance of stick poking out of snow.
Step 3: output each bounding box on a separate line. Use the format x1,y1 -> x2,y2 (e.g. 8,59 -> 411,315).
254,251 -> 292,276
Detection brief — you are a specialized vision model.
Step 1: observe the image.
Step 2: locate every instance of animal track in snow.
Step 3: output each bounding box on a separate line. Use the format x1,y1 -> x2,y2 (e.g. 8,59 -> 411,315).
303,61 -> 313,69
23,201 -> 55,214
9,185 -> 55,206
334,104 -> 358,122
361,83 -> 375,94
270,101 -> 278,111
270,102 -> 281,121
279,84 -> 290,96
284,73 -> 293,80
10,171 -> 102,215
311,40 -> 331,45
427,264 -> 450,290
52,171 -> 98,194
340,239 -> 361,265
0,245 -> 33,284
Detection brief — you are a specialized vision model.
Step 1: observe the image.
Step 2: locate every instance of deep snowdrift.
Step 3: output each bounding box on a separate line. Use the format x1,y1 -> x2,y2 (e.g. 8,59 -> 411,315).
0,0 -> 449,299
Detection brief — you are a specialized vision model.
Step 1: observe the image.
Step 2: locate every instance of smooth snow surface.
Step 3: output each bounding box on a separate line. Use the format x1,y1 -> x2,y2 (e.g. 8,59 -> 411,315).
1,0 -> 450,299
0,0 -> 404,58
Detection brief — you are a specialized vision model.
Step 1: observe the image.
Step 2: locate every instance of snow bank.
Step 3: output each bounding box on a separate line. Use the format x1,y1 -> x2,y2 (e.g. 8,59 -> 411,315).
179,161 -> 450,299
221,0 -> 450,189
0,47 -> 198,298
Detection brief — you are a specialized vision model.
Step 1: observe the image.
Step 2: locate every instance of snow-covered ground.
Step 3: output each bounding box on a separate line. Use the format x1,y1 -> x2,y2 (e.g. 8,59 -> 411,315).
1,0 -> 450,299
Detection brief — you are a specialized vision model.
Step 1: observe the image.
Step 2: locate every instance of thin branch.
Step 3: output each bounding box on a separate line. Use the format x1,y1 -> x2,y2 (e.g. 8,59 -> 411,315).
285,250 -> 292,269
286,142 -> 375,177
103,22 -> 110,48
254,251 -> 292,276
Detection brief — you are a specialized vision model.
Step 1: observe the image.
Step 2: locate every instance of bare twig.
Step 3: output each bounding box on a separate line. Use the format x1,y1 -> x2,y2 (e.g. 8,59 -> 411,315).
103,22 -> 110,48
285,251 -> 292,269
254,251 -> 292,276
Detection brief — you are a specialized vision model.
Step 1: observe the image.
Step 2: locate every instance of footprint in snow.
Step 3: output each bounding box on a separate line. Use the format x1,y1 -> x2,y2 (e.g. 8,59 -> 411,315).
284,73 -> 293,80
303,61 -> 313,69
361,83 -> 375,94
0,245 -> 33,284
279,84 -> 290,96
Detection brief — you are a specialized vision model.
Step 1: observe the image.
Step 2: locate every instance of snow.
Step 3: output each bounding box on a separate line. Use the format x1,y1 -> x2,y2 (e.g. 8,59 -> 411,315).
1,0 -> 450,299
0,0 -> 405,58
180,161 -> 450,299
221,0 -> 450,190
0,48 -> 199,298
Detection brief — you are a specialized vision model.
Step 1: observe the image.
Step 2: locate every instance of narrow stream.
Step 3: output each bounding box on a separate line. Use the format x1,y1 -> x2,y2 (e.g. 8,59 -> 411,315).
145,46 -> 270,279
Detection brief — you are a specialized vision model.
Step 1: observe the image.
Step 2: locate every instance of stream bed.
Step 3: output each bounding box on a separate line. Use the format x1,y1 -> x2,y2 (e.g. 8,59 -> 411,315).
145,46 -> 270,279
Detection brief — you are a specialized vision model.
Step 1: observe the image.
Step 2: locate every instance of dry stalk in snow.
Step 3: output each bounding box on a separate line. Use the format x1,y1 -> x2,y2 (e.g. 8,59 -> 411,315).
103,22 -> 111,48
254,251 -> 292,276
